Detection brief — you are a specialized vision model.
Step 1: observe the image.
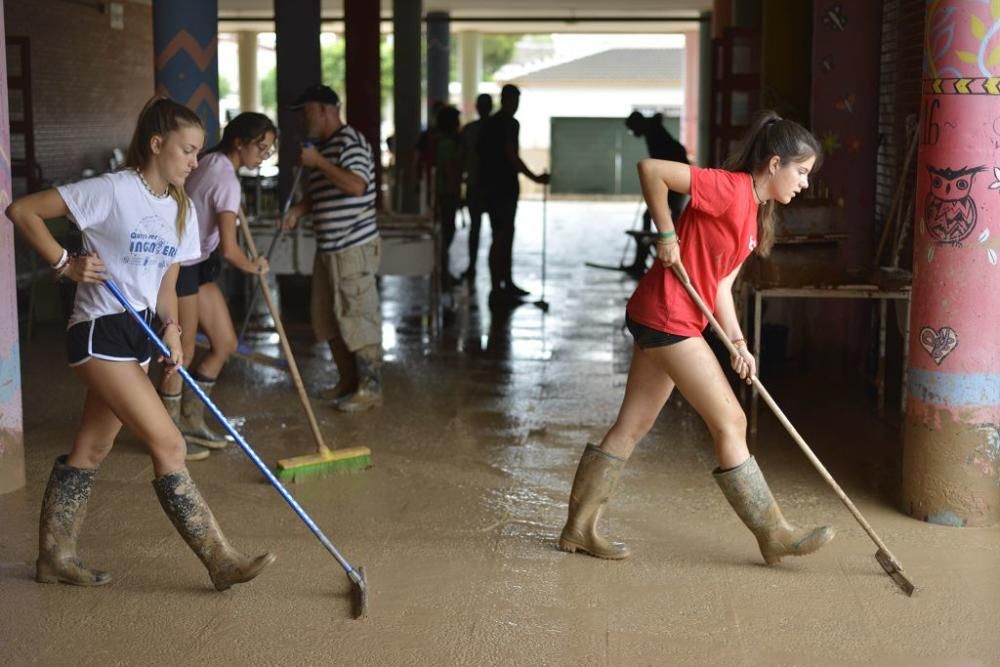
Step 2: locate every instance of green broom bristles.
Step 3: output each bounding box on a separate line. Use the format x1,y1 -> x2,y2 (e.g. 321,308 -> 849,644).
275,446 -> 372,483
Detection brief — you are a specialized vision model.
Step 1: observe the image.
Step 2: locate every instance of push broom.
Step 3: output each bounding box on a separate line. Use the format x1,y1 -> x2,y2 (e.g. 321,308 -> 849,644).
104,279 -> 370,618
236,207 -> 371,481
671,264 -> 916,596
533,181 -> 550,313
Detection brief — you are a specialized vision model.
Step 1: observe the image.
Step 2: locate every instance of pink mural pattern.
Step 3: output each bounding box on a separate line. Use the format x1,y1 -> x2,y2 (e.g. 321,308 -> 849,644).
926,0 -> 1000,79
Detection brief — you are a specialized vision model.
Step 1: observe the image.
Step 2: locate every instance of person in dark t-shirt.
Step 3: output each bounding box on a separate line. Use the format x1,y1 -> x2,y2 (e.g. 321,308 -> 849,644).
478,84 -> 550,308
626,111 -> 690,227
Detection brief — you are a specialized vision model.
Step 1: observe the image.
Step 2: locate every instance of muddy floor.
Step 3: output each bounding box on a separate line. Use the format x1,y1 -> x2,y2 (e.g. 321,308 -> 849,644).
2,201 -> 998,666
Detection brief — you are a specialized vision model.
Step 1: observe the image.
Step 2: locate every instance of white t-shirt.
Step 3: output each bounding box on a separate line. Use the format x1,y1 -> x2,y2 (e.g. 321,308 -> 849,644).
183,151 -> 242,265
57,170 -> 201,328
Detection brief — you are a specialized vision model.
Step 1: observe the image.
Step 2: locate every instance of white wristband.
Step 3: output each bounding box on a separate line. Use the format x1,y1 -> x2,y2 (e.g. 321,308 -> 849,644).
51,248 -> 69,271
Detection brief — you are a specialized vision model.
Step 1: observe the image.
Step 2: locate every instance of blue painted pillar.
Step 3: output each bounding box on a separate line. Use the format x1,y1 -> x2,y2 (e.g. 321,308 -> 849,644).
275,0 -> 321,205
903,0 -> 1000,527
0,2 -> 26,495
426,11 -> 450,117
153,0 -> 220,143
345,0 -> 381,205
394,0 -> 422,213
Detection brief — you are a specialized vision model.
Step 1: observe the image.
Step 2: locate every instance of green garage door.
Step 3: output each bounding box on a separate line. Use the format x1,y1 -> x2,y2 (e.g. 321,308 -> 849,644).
550,116 -> 680,196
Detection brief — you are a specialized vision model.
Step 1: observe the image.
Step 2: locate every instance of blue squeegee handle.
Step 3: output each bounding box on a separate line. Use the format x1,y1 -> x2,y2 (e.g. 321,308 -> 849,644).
104,279 -> 359,579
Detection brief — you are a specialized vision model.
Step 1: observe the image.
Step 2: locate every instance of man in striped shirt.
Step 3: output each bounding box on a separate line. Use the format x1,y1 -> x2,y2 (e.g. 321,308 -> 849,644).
283,85 -> 383,412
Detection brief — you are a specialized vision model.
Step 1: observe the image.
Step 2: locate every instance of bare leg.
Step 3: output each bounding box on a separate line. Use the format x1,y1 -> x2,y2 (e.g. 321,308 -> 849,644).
638,338 -> 834,563
642,337 -> 750,470
192,282 -> 238,379
75,360 -> 186,476
599,344 -> 676,459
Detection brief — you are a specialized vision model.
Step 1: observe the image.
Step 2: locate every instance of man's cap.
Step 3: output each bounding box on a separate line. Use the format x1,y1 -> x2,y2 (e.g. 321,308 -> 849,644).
289,84 -> 340,110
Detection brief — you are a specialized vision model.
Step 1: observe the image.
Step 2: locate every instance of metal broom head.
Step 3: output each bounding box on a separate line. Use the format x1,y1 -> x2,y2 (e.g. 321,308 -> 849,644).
351,567 -> 369,619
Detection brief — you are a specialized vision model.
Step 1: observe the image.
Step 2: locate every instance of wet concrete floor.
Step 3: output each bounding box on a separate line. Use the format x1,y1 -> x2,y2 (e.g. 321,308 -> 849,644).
2,200 -> 999,665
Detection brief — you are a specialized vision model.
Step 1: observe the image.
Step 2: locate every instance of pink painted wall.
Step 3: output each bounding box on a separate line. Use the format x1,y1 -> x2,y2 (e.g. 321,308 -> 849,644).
0,3 -> 27,495
805,1 -> 883,370
903,0 -> 1000,526
811,0 -> 882,267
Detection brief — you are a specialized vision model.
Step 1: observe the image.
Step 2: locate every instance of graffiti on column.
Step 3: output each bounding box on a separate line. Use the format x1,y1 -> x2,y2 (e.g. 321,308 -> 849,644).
835,94 -> 856,113
821,5 -> 848,32
919,326 -> 959,365
923,164 -> 986,244
968,424 -> 1000,483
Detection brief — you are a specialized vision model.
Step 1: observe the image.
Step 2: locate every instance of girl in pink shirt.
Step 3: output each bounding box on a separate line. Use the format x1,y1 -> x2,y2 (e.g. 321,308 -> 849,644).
560,111 -> 836,568
158,113 -> 276,460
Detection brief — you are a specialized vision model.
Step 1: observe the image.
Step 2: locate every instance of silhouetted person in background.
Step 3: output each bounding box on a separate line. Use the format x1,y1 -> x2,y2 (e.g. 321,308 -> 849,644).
460,93 -> 493,283
434,105 -> 463,287
479,84 -> 550,309
626,111 -> 689,229
624,111 -> 690,277
417,100 -> 446,208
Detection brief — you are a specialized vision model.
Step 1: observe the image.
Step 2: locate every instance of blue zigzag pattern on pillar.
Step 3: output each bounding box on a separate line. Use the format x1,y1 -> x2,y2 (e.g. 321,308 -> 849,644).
153,0 -> 220,142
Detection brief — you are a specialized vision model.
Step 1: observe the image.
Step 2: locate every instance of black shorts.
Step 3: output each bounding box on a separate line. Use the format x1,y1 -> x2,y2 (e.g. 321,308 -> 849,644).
625,315 -> 689,350
67,309 -> 154,367
176,250 -> 222,297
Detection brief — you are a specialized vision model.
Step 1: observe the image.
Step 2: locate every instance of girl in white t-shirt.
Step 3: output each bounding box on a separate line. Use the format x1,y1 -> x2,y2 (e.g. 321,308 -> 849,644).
6,97 -> 274,592
159,112 -> 276,459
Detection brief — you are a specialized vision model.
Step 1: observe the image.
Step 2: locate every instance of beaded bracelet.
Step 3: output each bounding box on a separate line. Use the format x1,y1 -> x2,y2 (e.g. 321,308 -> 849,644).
160,319 -> 183,337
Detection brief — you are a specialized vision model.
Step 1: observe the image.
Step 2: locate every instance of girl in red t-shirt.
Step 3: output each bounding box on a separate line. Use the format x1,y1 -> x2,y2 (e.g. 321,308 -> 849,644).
560,111 -> 835,567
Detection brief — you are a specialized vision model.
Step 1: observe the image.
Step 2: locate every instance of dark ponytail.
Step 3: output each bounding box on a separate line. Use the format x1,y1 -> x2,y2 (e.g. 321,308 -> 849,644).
204,111 -> 277,156
723,110 -> 822,257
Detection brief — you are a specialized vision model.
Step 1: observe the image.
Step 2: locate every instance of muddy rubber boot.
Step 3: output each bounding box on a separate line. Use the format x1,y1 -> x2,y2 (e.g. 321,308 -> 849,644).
320,338 -> 358,403
162,392 -> 209,461
180,379 -> 228,449
336,345 -> 383,413
713,456 -> 835,565
558,444 -> 631,560
153,468 -> 275,591
35,455 -> 112,586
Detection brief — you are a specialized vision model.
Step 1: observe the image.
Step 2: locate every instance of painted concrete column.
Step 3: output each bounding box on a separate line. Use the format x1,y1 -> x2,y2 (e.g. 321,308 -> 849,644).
903,1 -> 1000,527
345,0 -> 381,166
153,0 -> 220,142
460,30 -> 482,123
682,30 -> 699,161
0,4 -> 25,495
426,11 -> 450,118
237,31 -> 258,113
393,0 -> 421,213
274,0 -> 321,205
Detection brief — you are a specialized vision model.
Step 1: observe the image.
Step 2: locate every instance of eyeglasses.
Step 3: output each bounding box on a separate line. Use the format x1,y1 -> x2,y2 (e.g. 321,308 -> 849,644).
256,142 -> 276,159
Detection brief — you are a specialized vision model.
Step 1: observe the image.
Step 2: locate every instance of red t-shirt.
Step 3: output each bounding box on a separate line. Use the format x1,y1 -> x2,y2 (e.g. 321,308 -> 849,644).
627,166 -> 759,336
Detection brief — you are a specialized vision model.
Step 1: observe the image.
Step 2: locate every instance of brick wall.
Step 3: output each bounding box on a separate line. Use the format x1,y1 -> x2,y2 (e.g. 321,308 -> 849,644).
4,0 -> 153,185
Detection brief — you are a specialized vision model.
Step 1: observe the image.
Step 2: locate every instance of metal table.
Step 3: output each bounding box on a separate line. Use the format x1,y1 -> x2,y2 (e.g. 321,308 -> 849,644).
744,283 -> 912,437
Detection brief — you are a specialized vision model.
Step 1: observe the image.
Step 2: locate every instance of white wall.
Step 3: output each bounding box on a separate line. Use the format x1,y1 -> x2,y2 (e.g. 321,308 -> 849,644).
513,85 -> 684,149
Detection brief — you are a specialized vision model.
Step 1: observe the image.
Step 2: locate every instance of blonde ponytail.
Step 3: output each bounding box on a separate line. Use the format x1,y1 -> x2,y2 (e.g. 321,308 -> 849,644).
125,96 -> 204,239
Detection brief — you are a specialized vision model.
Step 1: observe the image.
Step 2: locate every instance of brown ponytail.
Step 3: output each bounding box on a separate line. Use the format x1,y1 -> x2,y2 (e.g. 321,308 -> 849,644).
125,96 -> 205,239
722,110 -> 823,257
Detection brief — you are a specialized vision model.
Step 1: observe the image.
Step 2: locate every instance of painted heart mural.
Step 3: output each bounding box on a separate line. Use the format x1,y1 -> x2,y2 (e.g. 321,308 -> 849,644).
919,326 -> 959,365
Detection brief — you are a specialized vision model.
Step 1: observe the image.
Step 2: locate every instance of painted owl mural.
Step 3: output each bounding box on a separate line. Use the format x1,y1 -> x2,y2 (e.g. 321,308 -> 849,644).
923,164 -> 986,244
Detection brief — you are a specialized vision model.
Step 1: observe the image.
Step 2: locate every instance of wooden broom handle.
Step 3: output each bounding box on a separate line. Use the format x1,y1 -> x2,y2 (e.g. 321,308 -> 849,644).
670,263 -> 907,570
238,210 -> 330,456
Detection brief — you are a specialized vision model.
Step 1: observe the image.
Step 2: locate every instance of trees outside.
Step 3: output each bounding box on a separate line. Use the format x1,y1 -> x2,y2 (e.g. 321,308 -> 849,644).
261,38 -> 394,114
